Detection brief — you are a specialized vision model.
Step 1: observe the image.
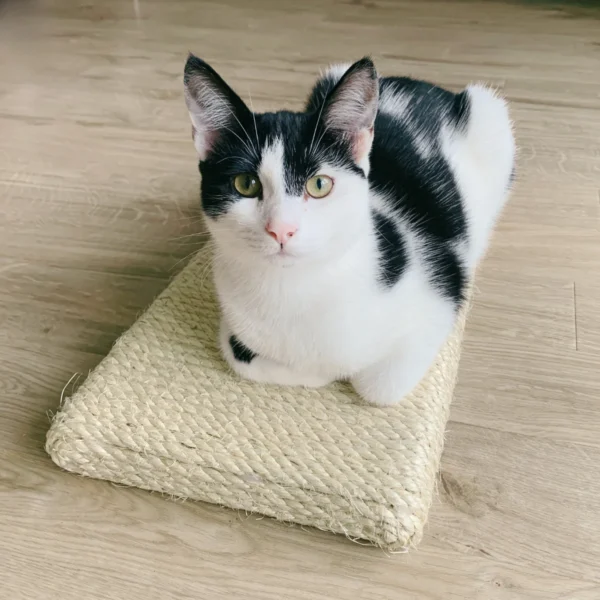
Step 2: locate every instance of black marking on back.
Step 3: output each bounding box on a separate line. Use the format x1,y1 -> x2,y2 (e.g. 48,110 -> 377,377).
425,243 -> 466,305
372,211 -> 408,288
229,335 -> 257,364
368,77 -> 471,302
368,77 -> 469,248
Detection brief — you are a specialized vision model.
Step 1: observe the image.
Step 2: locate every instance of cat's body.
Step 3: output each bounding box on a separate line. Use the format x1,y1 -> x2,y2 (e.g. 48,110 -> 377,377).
184,56 -> 515,405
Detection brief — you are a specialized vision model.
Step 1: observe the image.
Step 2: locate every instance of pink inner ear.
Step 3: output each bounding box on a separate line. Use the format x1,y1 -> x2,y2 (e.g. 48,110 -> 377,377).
192,126 -> 219,160
353,127 -> 375,163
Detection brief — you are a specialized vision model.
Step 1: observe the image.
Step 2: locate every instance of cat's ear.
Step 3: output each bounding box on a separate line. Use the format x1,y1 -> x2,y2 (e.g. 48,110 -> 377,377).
184,54 -> 251,160
322,57 -> 379,164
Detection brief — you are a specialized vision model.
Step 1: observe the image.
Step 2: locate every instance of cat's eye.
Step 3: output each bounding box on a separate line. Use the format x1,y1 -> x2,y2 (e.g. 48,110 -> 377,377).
306,175 -> 333,199
233,173 -> 262,198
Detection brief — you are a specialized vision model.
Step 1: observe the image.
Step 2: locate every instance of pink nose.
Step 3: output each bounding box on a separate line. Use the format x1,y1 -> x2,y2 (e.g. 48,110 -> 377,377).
265,221 -> 298,245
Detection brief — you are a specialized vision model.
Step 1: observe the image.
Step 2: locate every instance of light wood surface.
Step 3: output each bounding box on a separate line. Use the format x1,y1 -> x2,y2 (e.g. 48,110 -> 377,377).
1,1 -> 600,598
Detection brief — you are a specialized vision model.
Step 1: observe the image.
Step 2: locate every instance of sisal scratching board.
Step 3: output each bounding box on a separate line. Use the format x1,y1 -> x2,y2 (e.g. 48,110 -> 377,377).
46,249 -> 468,551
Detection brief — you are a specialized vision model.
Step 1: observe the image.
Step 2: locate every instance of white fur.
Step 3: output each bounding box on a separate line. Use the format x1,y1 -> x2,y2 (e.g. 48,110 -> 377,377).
205,76 -> 514,406
378,88 -> 410,118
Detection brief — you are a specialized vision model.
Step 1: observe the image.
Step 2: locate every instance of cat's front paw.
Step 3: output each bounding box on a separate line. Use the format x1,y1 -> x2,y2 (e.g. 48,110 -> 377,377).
220,324 -> 331,388
351,375 -> 416,406
351,355 -> 425,406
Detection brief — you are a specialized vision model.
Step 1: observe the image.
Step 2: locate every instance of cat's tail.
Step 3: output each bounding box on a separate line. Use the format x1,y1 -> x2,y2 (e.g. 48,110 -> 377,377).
460,84 -> 515,189
444,84 -> 516,267
305,63 -> 352,113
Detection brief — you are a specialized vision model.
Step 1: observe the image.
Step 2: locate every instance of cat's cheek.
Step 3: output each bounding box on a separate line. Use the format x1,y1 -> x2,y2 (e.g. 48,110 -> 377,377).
297,218 -> 331,257
207,198 -> 262,253
228,197 -> 262,229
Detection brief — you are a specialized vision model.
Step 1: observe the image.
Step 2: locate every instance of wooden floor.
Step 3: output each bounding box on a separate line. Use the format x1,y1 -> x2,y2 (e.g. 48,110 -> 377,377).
1,0 -> 600,598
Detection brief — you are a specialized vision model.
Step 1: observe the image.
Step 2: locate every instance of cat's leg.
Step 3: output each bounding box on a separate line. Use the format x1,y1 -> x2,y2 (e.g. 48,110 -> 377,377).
351,331 -> 451,406
219,321 -> 332,388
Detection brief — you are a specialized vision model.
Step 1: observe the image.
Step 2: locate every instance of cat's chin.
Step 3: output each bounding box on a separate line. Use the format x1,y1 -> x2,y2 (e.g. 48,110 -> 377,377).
267,252 -> 300,267
265,251 -> 301,268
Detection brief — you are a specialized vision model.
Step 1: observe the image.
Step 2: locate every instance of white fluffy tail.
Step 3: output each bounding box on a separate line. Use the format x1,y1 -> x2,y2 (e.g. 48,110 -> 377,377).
464,84 -> 515,190
443,84 -> 516,268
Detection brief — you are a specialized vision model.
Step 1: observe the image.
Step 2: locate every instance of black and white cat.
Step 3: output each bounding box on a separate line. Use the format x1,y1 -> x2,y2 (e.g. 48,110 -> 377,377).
183,55 -> 515,405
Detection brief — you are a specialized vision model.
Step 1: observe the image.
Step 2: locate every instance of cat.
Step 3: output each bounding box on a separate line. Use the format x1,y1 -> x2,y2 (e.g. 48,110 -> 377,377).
183,54 -> 515,405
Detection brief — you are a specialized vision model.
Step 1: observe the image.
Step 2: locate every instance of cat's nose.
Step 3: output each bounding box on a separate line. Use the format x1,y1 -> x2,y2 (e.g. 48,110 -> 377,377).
265,221 -> 298,246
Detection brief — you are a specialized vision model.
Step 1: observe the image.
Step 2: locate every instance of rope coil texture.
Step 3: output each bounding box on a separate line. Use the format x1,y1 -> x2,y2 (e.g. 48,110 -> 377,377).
46,251 -> 468,550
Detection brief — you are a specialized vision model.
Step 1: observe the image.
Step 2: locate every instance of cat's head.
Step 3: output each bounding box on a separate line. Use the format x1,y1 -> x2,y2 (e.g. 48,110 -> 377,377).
184,55 -> 378,266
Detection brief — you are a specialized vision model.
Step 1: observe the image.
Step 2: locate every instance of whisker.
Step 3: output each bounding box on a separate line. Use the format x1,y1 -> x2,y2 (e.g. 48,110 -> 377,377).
225,105 -> 259,160
247,90 -> 261,154
171,247 -> 203,270
171,231 -> 210,241
215,155 -> 253,165
220,123 -> 256,160
308,96 -> 327,157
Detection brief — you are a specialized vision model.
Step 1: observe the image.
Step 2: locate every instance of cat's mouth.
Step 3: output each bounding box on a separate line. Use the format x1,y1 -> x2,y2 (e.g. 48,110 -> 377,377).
264,242 -> 295,257
265,247 -> 299,266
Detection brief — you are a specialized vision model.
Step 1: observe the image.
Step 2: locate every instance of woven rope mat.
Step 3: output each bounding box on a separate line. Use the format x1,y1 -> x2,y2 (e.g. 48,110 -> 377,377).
46,250 -> 468,551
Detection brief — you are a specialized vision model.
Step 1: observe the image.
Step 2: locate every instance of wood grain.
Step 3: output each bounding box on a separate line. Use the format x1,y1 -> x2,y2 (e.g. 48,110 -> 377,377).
1,0 -> 600,598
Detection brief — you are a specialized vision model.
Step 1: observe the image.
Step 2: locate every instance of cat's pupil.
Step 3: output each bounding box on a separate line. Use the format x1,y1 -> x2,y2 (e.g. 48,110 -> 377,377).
316,178 -> 323,190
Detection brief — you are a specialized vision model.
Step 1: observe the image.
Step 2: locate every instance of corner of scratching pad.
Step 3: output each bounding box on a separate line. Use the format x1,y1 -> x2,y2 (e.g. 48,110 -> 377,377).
45,251 -> 468,551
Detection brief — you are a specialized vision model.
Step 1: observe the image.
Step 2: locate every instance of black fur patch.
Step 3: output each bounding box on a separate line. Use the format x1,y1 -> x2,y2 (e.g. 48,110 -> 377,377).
425,244 -> 466,305
199,109 -> 361,216
369,80 -> 468,243
451,90 -> 471,133
229,335 -> 257,364
372,211 -> 408,288
368,76 -> 470,302
305,73 -> 339,113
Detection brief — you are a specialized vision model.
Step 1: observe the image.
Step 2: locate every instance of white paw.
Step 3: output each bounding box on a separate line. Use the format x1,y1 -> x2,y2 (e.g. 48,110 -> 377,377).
352,373 -> 417,406
351,351 -> 431,406
241,357 -> 332,388
220,323 -> 332,388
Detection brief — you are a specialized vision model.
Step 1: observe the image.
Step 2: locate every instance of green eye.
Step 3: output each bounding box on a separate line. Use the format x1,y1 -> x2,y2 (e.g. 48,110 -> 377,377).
306,175 -> 333,199
233,173 -> 262,197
